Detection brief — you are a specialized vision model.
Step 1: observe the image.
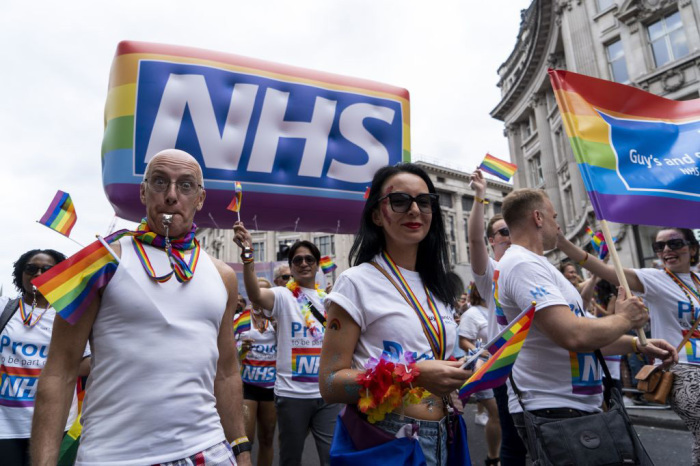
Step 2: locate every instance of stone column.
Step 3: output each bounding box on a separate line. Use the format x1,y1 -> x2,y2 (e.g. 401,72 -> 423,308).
558,1 -> 600,76
505,123 -> 526,189
531,92 -> 564,218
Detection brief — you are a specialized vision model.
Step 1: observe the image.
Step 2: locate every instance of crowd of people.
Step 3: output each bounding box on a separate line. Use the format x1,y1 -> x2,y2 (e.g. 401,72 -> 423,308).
0,149 -> 697,466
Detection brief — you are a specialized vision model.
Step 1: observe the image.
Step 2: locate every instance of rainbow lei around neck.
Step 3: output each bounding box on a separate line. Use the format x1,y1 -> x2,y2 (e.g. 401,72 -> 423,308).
356,352 -> 429,423
286,279 -> 327,342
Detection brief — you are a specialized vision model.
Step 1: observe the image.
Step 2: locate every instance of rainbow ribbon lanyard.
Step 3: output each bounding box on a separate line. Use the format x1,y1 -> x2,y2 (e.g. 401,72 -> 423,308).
131,238 -> 200,283
18,298 -> 49,328
664,269 -> 700,327
381,251 -> 446,360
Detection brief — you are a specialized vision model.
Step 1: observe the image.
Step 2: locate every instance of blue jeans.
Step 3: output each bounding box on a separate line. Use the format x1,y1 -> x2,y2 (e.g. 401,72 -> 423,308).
373,412 -> 447,466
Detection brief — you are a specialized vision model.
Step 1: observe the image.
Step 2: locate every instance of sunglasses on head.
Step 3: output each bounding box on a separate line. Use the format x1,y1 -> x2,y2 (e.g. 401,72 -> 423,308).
292,255 -> 316,266
378,192 -> 439,214
652,238 -> 690,253
495,227 -> 510,237
24,264 -> 53,275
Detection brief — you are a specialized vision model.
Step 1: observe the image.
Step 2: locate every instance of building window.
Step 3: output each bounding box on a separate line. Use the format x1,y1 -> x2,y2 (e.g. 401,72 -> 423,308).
463,217 -> 470,258
606,39 -> 629,83
522,121 -> 531,139
648,11 -> 689,68
597,0 -> 615,12
316,235 -> 335,257
438,191 -> 453,209
277,238 -> 298,261
462,195 -> 474,212
252,241 -> 266,262
493,202 -> 502,215
529,155 -> 544,187
564,187 -> 576,227
446,214 -> 457,264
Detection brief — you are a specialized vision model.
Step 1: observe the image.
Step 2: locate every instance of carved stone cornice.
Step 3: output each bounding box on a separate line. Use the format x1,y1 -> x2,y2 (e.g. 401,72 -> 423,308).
662,68 -> 685,92
616,0 -> 678,26
528,92 -> 544,109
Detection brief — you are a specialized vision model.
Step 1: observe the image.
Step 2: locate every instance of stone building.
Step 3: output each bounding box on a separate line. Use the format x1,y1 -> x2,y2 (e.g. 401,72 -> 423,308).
491,0 -> 700,268
196,158 -> 511,289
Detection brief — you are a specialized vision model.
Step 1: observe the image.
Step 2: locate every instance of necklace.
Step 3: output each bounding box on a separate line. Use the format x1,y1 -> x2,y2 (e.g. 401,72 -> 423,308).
286,279 -> 327,342
18,298 -> 50,328
252,312 -> 269,333
664,268 -> 700,326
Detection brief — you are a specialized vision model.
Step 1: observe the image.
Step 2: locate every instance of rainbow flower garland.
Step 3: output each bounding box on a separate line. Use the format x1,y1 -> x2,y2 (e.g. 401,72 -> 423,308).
356,352 -> 429,423
286,279 -> 327,342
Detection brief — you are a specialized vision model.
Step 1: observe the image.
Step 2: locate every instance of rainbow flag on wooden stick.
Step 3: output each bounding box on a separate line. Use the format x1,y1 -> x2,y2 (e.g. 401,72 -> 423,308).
32,238 -> 119,325
549,69 -> 700,228
227,181 -> 243,213
478,154 -> 517,182
38,190 -> 77,237
458,302 -> 535,401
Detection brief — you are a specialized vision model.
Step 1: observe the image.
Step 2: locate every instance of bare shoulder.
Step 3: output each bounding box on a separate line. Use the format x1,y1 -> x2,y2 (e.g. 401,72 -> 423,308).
210,257 -> 237,289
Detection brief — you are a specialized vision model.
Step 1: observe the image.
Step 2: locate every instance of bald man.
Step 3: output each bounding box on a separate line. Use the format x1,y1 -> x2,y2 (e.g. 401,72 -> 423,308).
31,150 -> 251,465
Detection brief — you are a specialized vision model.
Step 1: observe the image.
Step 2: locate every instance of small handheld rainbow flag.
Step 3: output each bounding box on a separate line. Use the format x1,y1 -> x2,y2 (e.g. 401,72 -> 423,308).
38,190 -> 78,237
320,256 -> 337,274
458,302 -> 535,401
585,227 -> 615,260
233,310 -> 251,336
227,181 -> 243,213
32,238 -> 119,325
478,154 -> 518,182
57,378 -> 85,465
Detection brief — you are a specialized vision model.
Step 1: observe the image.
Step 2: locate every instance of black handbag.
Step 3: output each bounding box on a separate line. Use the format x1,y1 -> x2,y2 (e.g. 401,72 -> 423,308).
511,350 -> 655,466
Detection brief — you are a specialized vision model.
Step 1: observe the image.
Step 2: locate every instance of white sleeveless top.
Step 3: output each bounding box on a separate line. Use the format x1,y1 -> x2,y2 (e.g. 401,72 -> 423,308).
77,237 -> 228,465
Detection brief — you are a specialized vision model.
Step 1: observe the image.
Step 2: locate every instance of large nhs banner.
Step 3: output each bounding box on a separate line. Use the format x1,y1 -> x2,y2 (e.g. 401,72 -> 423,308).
102,41 -> 410,233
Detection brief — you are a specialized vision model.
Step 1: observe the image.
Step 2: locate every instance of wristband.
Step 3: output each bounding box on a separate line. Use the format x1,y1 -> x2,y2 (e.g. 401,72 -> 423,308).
631,336 -> 640,354
577,251 -> 589,266
475,196 -> 489,205
241,247 -> 254,263
232,436 -> 249,446
231,438 -> 252,457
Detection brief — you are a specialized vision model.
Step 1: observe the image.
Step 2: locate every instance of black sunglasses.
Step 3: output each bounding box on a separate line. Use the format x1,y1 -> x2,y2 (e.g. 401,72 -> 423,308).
24,264 -> 53,275
495,227 -> 510,237
652,238 -> 690,253
278,274 -> 291,280
292,255 -> 317,266
378,192 -> 439,214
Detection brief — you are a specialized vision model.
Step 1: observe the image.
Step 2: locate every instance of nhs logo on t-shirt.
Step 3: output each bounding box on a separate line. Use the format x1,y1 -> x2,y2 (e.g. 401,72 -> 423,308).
291,347 -> 320,383
0,367 -> 41,407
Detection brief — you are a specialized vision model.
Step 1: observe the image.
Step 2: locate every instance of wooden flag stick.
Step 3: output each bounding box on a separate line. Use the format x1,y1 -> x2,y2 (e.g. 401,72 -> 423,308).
599,219 -> 648,346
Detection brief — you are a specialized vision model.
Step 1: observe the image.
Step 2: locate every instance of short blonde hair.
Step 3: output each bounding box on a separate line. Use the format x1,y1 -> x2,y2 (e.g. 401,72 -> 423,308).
257,277 -> 272,288
502,188 -> 548,229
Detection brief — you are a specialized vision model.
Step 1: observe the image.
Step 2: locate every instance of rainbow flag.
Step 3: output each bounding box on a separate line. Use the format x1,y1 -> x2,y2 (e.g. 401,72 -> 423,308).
585,227 -> 613,260
32,238 -> 119,325
549,69 -> 700,228
458,303 -> 535,401
57,378 -> 85,465
478,154 -> 517,182
320,256 -> 337,274
38,190 -> 78,237
233,310 -> 251,336
227,181 -> 243,213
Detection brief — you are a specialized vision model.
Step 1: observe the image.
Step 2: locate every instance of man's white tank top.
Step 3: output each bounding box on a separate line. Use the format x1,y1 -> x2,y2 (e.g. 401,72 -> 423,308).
76,237 -> 228,465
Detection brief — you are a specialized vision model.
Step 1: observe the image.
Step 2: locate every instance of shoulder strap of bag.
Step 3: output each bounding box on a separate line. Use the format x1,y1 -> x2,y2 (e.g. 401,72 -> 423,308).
0,298 -> 21,334
369,261 -> 442,359
307,301 -> 326,326
675,308 -> 700,353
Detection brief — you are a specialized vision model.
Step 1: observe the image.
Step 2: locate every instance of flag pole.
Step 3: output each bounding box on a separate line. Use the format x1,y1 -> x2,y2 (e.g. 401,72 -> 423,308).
96,235 -> 121,264
36,221 -> 85,247
599,219 -> 647,346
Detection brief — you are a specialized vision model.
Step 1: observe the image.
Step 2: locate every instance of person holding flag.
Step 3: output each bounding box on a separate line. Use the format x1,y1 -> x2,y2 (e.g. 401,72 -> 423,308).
557,226 -> 700,463
31,149 -> 251,466
495,188 -> 676,457
318,163 -> 471,465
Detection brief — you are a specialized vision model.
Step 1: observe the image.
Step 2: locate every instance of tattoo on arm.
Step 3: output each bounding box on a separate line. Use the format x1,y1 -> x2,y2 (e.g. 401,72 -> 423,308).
328,318 -> 341,331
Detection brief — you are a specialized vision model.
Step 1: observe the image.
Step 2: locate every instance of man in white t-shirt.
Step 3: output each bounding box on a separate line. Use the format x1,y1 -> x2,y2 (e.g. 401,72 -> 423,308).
467,168 -> 525,465
32,150 -> 251,466
234,225 -> 341,466
496,188 -> 677,453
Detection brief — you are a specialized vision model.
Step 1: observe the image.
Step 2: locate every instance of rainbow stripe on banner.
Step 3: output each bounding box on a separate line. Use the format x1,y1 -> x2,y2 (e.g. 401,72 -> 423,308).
458,303 -> 535,401
32,238 -> 119,325
233,310 -> 251,335
478,154 -> 517,182
227,181 -> 243,213
549,69 -> 700,228
319,256 -> 337,274
38,190 -> 77,237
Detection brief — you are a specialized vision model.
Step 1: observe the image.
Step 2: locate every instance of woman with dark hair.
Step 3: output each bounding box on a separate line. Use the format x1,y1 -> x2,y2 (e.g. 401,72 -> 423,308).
1,249 -> 90,465
558,226 -> 700,463
232,226 -> 341,466
319,163 -> 470,465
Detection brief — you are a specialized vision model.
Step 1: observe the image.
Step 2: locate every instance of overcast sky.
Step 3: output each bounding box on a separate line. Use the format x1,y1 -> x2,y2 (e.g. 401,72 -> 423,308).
0,0 -> 531,295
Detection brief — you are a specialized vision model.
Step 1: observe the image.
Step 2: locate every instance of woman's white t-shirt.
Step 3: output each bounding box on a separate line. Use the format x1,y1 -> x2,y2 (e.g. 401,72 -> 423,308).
0,296 -> 89,438
458,305 -> 489,343
635,268 -> 700,365
326,256 -> 457,369
235,317 -> 277,388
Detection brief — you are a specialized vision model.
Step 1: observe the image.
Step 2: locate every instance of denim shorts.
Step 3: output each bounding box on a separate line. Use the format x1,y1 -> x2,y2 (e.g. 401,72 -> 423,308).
474,388 -> 494,401
373,412 -> 447,466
